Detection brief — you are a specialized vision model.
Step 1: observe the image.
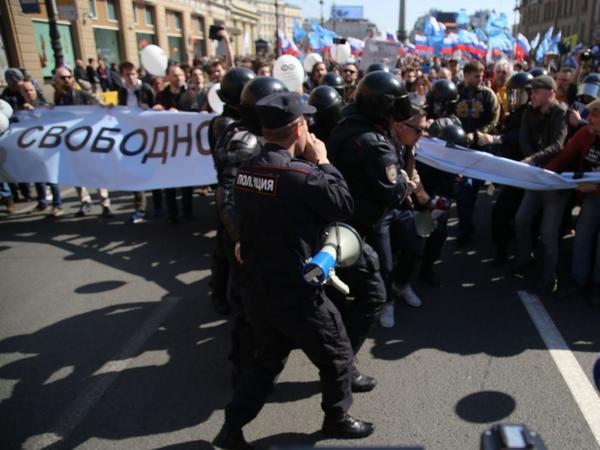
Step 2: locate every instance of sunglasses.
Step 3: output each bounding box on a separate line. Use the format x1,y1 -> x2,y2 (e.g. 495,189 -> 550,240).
403,122 -> 425,134
59,75 -> 73,80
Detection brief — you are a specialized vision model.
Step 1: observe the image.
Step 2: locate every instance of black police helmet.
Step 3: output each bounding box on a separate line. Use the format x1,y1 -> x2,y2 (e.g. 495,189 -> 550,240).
529,67 -> 548,78
217,68 -> 256,106
319,72 -> 344,97
439,124 -> 468,148
507,71 -> 534,90
356,71 -> 411,123
239,76 -> 288,135
320,72 -> 344,88
308,85 -> 343,112
366,63 -> 389,74
430,79 -> 459,102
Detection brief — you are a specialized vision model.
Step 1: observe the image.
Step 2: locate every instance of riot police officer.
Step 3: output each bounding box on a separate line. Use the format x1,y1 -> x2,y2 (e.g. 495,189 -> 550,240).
214,76 -> 288,385
327,71 -> 412,326
308,85 -> 344,142
309,85 -> 387,385
365,63 -> 389,74
418,78 -> 461,286
320,72 -> 345,98
213,92 -> 375,449
208,68 -> 256,315
474,71 -> 533,265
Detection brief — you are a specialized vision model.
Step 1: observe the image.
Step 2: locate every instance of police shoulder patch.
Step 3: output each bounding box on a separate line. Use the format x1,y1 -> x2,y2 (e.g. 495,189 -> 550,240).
386,164 -> 398,183
235,170 -> 279,196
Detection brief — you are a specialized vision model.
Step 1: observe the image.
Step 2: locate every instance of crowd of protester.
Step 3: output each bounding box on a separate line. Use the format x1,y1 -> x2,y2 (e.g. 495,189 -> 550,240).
2,26 -> 600,445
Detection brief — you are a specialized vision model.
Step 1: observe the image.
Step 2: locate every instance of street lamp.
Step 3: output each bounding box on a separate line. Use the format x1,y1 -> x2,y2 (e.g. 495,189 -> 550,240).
45,0 -> 64,69
319,0 -> 324,26
275,0 -> 280,57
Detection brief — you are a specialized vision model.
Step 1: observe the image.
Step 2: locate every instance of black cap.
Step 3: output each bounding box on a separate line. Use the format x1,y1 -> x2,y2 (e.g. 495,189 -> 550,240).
256,92 -> 316,129
530,75 -> 557,91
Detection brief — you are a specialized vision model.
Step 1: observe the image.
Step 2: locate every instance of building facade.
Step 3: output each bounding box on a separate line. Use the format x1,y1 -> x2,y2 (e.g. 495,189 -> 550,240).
517,0 -> 600,44
252,0 -> 302,49
0,0 -> 260,85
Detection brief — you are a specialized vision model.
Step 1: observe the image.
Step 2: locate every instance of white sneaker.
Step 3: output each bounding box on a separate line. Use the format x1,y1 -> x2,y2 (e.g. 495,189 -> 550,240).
379,302 -> 395,328
399,284 -> 422,307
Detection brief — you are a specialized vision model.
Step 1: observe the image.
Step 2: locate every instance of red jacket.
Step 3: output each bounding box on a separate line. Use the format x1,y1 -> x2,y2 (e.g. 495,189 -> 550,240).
544,126 -> 600,197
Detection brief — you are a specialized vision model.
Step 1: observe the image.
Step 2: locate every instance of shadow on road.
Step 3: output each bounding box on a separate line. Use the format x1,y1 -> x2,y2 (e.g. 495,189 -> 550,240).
0,193 -> 316,448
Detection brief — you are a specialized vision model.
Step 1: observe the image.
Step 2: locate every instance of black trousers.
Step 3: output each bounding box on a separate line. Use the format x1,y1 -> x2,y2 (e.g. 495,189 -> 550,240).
222,232 -> 254,376
328,242 -> 386,355
165,187 -> 193,219
491,186 -> 524,250
210,223 -> 230,303
224,281 -> 353,430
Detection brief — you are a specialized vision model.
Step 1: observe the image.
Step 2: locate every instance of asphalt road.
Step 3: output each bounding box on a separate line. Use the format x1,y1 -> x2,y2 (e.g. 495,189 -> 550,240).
1,187 -> 599,450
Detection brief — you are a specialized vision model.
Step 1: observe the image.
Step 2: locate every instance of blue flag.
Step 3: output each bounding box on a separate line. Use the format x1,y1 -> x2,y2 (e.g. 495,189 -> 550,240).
293,19 -> 306,43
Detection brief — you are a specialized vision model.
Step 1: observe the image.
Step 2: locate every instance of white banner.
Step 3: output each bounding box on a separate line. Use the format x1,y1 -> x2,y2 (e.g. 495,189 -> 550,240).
0,106 -> 217,190
359,39 -> 402,71
415,137 -> 600,191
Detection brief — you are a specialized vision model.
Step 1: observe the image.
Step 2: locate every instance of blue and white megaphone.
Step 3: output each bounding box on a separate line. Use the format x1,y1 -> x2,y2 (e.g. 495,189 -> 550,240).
302,222 -> 363,295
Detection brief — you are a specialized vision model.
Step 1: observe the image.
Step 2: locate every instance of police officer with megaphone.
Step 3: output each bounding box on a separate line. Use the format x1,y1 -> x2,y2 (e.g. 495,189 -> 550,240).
213,92 -> 375,449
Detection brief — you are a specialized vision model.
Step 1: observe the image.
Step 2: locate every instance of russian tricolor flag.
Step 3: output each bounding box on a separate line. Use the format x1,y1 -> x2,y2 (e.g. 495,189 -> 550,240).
441,33 -> 458,55
514,33 -> 530,61
415,34 -> 434,55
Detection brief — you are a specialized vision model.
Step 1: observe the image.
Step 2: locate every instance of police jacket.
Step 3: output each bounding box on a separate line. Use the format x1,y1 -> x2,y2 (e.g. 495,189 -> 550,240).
493,103 -> 527,160
455,83 -> 500,134
518,100 -> 568,166
327,103 -> 409,235
208,105 -> 240,151
234,144 -> 353,286
214,121 -> 262,242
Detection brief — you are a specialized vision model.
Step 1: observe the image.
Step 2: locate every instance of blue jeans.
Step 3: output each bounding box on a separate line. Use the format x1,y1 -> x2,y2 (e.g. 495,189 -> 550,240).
366,208 -> 425,302
572,195 -> 600,287
0,182 -> 12,199
35,183 -> 62,207
515,190 -> 571,282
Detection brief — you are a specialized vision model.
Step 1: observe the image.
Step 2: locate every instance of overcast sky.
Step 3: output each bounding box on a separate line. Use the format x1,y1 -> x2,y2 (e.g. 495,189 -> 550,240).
296,0 -> 518,33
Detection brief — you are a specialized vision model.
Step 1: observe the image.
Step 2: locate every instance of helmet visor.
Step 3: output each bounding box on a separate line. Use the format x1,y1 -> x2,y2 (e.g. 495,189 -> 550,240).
508,88 -> 530,109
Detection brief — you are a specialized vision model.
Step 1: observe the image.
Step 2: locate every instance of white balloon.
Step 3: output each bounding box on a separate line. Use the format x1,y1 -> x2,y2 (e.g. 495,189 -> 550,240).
330,43 -> 352,65
303,52 -> 323,73
208,83 -> 224,114
0,99 -> 13,119
0,113 -> 9,134
140,45 -> 168,76
273,55 -> 304,92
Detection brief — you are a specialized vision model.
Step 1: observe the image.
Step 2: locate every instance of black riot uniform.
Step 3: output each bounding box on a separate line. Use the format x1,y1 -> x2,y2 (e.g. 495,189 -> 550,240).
213,92 -> 374,448
308,85 -> 344,142
488,71 -> 532,264
418,80 -> 464,285
327,72 -> 411,306
208,68 -> 256,315
213,76 -> 287,383
309,85 -> 386,383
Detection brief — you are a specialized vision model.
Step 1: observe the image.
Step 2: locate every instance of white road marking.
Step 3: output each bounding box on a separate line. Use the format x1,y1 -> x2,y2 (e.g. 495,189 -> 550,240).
22,295 -> 183,450
518,290 -> 600,447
